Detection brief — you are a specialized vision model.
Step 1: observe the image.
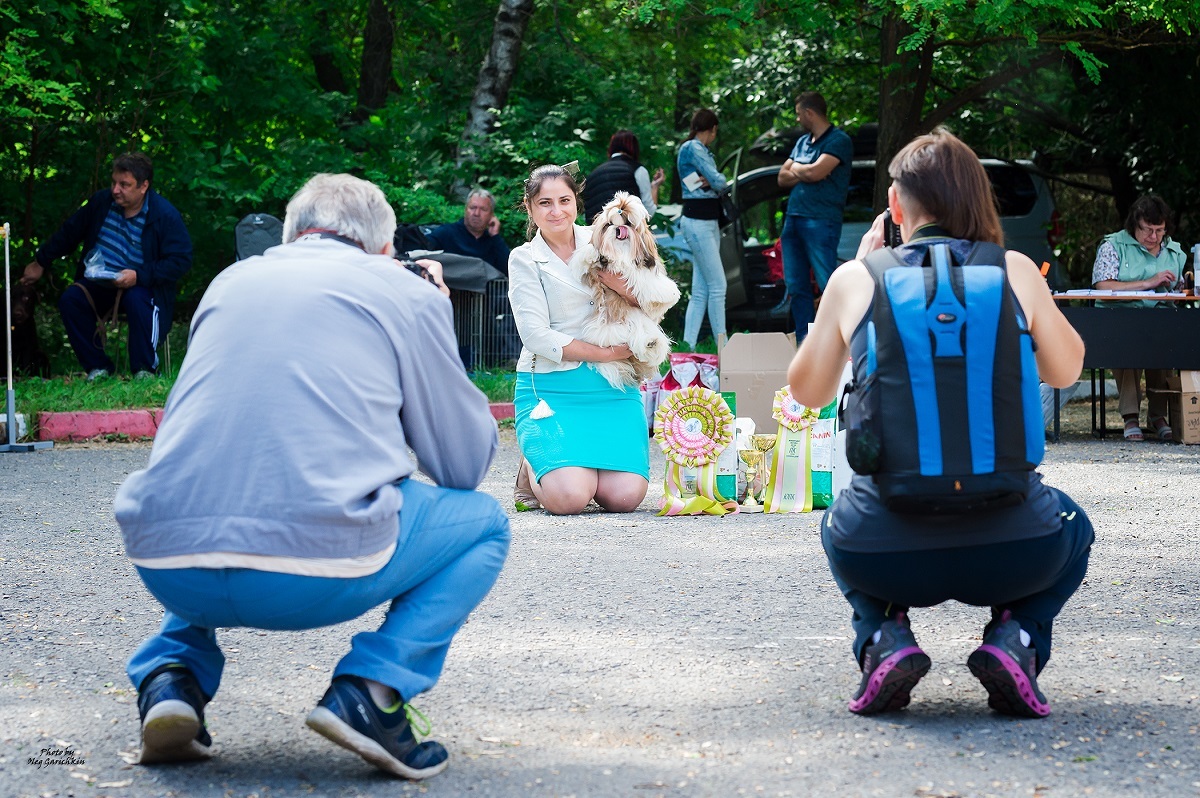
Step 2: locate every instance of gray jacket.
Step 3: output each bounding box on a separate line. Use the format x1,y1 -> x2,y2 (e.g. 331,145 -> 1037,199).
115,236 -> 498,560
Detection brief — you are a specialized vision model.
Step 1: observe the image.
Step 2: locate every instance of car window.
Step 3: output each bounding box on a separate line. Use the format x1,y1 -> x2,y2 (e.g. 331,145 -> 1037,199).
736,171 -> 790,245
845,166 -> 875,223
983,165 -> 1039,217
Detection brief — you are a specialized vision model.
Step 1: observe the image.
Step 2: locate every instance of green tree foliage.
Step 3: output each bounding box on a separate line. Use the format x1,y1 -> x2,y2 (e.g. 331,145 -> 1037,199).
3,0 -> 1200,378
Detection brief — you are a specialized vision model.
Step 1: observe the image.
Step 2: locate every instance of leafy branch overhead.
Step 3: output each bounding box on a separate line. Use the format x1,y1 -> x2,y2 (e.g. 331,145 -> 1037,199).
2,0 -> 1198,351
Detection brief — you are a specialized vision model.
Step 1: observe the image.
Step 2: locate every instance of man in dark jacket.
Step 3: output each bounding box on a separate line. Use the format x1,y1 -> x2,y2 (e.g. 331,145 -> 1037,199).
424,188 -> 510,275
21,152 -> 192,379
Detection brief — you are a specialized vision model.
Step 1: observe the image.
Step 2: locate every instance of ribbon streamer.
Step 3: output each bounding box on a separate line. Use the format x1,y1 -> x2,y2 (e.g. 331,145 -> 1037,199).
762,385 -> 817,513
653,386 -> 738,516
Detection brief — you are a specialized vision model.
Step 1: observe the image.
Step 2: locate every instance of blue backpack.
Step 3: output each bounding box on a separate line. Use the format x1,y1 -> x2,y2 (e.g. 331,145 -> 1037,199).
840,240 -> 1044,514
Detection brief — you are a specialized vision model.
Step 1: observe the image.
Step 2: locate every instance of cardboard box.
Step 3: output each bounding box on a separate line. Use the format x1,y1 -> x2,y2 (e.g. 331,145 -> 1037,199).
1156,371 -> 1200,444
719,332 -> 796,431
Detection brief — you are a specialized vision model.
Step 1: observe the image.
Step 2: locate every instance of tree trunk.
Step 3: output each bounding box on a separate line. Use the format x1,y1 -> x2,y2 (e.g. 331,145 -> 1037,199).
22,126 -> 40,240
310,9 -> 349,96
457,0 -> 535,173
669,20 -> 702,203
673,31 -> 702,135
873,13 -> 933,213
356,0 -> 396,120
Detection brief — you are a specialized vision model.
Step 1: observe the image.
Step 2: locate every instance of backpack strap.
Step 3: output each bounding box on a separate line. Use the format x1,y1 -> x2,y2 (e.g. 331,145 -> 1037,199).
861,246 -> 905,281
962,241 -> 1007,268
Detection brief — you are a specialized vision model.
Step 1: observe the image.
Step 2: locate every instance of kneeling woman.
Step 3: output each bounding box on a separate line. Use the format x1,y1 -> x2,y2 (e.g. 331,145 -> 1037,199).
508,164 -> 650,515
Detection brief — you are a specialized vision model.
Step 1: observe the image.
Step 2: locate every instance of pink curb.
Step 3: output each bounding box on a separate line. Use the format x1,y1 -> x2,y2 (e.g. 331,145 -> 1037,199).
38,409 -> 166,442
36,404 -> 515,441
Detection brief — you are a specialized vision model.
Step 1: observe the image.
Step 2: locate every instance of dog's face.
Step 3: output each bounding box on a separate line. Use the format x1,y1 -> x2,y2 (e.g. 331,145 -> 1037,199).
590,192 -> 658,272
10,283 -> 38,326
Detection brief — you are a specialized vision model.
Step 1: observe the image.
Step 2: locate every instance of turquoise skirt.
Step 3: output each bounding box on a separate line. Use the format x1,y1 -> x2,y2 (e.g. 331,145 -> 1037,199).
515,365 -> 650,481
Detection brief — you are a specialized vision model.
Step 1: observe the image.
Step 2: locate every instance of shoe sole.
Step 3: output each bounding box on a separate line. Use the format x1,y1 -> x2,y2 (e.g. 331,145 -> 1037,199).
139,699 -> 211,764
305,706 -> 448,780
848,647 -> 931,715
967,645 -> 1051,718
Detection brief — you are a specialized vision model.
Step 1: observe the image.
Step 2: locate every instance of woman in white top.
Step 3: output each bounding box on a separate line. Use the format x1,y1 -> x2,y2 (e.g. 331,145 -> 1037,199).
508,164 -> 651,515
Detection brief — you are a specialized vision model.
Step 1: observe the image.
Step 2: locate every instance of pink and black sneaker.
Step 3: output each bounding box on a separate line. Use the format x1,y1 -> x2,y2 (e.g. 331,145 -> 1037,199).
848,612 -> 931,715
967,610 -> 1051,718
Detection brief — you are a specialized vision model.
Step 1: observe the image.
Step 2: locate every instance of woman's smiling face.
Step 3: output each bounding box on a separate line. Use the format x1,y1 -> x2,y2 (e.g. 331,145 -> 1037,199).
528,177 -> 578,235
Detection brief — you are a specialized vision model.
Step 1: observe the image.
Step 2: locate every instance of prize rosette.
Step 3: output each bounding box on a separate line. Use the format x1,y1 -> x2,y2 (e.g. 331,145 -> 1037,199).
653,385 -> 738,516
762,385 -> 816,513
772,388 -> 820,432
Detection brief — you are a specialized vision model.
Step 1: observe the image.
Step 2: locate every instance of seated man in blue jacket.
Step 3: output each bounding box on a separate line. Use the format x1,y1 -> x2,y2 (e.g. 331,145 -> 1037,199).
425,188 -> 510,275
426,187 -> 519,363
21,152 -> 192,379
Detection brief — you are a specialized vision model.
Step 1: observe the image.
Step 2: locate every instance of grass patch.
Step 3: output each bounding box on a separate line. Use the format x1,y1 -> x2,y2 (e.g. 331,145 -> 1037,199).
13,374 -> 174,417
471,370 -> 516,403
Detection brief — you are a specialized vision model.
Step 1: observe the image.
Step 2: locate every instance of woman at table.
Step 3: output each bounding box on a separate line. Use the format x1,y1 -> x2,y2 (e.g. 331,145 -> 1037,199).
1091,195 -> 1186,441
507,163 -> 652,515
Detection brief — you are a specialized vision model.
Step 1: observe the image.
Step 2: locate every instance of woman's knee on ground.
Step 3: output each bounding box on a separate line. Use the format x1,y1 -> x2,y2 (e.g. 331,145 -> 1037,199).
594,474 -> 648,513
537,478 -> 596,515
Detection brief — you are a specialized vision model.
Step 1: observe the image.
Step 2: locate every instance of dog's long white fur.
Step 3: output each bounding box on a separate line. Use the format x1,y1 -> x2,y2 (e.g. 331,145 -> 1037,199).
575,192 -> 681,388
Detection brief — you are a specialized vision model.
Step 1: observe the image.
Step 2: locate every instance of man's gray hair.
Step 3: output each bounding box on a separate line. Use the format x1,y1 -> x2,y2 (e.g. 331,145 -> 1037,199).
467,187 -> 496,210
282,173 -> 397,255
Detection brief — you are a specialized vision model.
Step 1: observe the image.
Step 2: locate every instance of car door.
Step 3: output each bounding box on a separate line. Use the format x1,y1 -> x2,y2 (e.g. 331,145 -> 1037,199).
717,147 -> 747,307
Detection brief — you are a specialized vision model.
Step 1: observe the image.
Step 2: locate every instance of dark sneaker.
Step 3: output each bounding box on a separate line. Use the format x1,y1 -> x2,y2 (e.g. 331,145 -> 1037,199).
136,665 -> 213,764
848,612 -> 931,715
305,675 -> 449,780
967,610 -> 1051,718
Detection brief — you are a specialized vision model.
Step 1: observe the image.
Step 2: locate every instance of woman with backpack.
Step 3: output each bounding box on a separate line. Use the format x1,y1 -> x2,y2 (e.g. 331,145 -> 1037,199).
787,128 -> 1094,719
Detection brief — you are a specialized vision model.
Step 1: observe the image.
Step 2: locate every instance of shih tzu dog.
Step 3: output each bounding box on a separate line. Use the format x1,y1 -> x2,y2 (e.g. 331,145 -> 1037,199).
576,192 -> 681,388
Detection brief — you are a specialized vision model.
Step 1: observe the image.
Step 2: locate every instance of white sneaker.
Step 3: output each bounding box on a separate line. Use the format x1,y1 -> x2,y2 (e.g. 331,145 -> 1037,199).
86,368 -> 109,381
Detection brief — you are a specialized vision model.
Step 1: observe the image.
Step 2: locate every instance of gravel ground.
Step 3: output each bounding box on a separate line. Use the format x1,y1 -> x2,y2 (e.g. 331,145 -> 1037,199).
1,418 -> 1197,798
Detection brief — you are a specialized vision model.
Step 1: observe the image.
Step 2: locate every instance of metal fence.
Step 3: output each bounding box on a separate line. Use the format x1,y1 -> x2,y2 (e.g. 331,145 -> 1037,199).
451,278 -> 519,371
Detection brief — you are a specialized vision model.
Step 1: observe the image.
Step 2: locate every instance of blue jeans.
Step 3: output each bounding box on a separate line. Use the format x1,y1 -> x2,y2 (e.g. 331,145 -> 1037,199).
679,216 -> 726,347
127,480 -> 510,701
781,215 -> 841,340
821,489 -> 1093,672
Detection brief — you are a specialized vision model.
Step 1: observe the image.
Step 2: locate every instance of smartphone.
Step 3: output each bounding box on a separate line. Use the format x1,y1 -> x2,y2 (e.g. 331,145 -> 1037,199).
883,209 -> 902,248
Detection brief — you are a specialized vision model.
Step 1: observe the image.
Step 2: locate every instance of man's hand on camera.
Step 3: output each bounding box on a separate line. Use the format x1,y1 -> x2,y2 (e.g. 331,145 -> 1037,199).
416,258 -> 451,297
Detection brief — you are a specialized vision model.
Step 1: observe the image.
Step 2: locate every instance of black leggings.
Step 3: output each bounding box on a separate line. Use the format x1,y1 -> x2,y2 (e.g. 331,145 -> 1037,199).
822,488 -> 1094,671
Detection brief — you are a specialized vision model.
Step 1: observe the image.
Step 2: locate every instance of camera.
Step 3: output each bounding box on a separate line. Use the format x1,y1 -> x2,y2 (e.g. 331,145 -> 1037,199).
883,210 -> 902,248
398,257 -> 439,286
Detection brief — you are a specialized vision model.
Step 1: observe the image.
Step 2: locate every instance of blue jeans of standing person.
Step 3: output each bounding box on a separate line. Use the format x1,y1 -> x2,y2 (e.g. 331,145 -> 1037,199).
126,480 -> 510,702
781,215 -> 841,341
680,216 -> 726,348
821,489 -> 1093,673
59,279 -> 160,373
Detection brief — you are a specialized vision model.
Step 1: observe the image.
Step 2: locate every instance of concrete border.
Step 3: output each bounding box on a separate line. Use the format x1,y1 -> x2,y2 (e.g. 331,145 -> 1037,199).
36,404 -> 515,442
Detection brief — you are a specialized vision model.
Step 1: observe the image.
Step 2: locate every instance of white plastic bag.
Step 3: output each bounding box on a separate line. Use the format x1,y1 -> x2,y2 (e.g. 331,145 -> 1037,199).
83,248 -> 122,282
